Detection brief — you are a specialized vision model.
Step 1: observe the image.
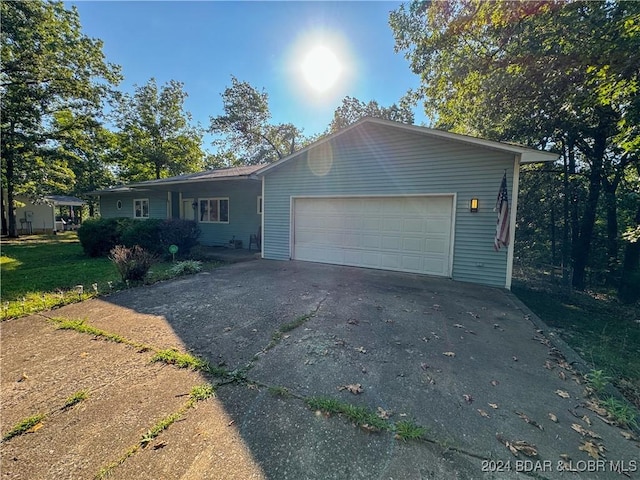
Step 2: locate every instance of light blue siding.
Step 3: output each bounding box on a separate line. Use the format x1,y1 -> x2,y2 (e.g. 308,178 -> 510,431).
99,180 -> 261,247
262,122 -> 515,288
99,191 -> 168,219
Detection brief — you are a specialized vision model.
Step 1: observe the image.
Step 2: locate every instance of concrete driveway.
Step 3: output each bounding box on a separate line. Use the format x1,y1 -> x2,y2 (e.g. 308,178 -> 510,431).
3,260 -> 638,479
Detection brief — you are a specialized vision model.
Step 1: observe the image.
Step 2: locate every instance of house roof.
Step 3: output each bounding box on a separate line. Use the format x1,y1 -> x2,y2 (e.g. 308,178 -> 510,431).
91,165 -> 263,194
44,195 -> 85,206
255,117 -> 559,177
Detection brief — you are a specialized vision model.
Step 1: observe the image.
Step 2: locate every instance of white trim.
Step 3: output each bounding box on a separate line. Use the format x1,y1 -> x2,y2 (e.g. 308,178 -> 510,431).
133,198 -> 149,219
256,118 -> 558,177
198,197 -> 230,224
261,177 -> 265,259
505,158 -> 520,290
289,193 -> 456,277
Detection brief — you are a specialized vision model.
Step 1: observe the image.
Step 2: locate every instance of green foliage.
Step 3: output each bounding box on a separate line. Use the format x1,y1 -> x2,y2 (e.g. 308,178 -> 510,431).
140,411 -> 183,447
150,348 -> 208,370
1,0 -> 121,236
327,96 -> 414,134
159,219 -> 200,255
305,396 -> 391,432
109,245 -> 154,283
120,219 -> 163,254
2,414 -> 47,441
189,384 -> 215,402
600,397 -> 638,429
394,420 -> 427,441
209,76 -> 306,165
114,78 -> 204,182
63,390 -> 90,410
268,386 -> 291,398
78,218 -> 134,257
168,260 -> 203,277
55,318 -> 129,345
586,370 -> 611,394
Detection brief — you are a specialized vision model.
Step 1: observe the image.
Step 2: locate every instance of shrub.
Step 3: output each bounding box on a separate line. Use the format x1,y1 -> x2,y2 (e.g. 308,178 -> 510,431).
169,260 -> 203,277
159,219 -> 200,255
78,218 -> 134,257
121,219 -> 163,255
109,245 -> 154,283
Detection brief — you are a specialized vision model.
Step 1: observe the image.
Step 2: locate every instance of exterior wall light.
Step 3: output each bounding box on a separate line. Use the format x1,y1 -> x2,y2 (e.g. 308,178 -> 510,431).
470,198 -> 479,213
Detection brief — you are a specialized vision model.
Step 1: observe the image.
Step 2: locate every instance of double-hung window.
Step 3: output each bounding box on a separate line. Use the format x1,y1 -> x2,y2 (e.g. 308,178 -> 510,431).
199,198 -> 229,223
133,199 -> 149,219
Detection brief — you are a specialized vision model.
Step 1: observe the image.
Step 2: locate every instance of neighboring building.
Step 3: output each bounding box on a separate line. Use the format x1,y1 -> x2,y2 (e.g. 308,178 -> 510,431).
12,195 -> 85,234
96,118 -> 557,289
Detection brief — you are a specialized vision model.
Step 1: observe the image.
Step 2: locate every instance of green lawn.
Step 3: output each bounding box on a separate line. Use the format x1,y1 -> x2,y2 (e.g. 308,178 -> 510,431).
1,232 -> 177,319
513,280 -> 640,409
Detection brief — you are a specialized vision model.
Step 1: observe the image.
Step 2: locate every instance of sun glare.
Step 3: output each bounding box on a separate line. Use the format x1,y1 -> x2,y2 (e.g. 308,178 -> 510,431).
301,45 -> 342,93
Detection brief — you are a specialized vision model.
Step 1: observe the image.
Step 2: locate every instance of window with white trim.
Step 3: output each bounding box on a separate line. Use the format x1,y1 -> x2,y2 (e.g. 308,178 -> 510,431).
257,196 -> 263,214
133,198 -> 149,219
199,198 -> 229,223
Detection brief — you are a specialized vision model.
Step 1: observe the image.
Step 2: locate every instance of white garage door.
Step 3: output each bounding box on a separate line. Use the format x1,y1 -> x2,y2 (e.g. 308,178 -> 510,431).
293,196 -> 453,276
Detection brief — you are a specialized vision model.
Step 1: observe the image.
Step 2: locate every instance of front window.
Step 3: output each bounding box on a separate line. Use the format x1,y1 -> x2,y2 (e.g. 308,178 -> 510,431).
134,198 -> 149,219
199,198 -> 229,223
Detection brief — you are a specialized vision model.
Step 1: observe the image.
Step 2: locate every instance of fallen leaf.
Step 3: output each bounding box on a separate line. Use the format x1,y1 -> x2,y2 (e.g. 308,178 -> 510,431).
338,383 -> 363,394
490,380 -> 500,387
360,423 -> 381,433
555,389 -> 570,399
516,411 -> 544,430
558,371 -> 566,380
347,318 -> 359,325
27,422 -> 43,433
571,423 -> 601,439
488,403 -> 499,409
453,323 -> 465,329
559,454 -> 571,461
497,434 -> 538,457
153,441 -> 167,450
377,407 -> 392,419
355,346 -> 367,354
227,420 -> 235,426
544,360 -> 554,370
223,326 -> 232,332
583,400 -> 607,416
579,440 -> 606,460
420,363 -> 429,370
582,415 -> 591,426
549,413 -> 558,423
465,329 -> 477,335
443,351 -> 456,357
512,356 -> 519,362
467,311 -> 480,318
478,409 -> 490,418
620,430 -> 638,441
463,394 -> 473,404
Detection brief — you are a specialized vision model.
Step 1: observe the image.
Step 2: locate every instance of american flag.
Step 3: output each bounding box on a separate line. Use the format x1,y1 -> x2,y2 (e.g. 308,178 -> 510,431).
494,172 -> 510,251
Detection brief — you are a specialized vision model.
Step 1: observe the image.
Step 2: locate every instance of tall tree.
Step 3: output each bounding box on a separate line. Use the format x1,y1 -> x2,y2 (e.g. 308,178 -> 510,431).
1,0 -> 121,236
209,76 -> 305,165
390,0 -> 640,290
114,78 -> 204,182
327,95 -> 415,134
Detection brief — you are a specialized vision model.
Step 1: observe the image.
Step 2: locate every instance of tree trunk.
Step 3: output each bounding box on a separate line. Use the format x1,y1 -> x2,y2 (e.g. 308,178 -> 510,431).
6,153 -> 19,238
602,174 -> 620,285
571,135 -> 606,290
1,181 -> 8,236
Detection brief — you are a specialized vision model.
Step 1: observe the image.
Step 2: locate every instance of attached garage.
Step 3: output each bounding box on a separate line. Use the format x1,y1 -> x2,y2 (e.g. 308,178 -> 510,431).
257,118 -> 557,289
292,196 -> 454,276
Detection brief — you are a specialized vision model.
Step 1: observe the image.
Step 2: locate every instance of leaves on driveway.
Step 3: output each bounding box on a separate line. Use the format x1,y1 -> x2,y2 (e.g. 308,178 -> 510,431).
338,383 -> 363,394
463,394 -> 473,404
549,413 -> 558,423
571,423 -> 601,439
515,411 -> 544,430
579,440 -> 606,459
490,379 -> 500,386
443,351 -> 456,357
488,403 -> 499,409
555,389 -> 570,399
377,407 -> 392,419
355,346 -> 367,354
497,434 -> 538,457
477,409 -> 490,418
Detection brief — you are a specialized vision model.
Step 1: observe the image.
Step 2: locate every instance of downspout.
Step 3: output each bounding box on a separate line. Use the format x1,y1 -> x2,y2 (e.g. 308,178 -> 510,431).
505,155 -> 521,290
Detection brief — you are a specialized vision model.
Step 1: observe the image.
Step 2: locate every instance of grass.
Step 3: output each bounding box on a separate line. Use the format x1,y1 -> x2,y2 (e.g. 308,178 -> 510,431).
394,420 -> 427,441
600,396 -> 639,429
62,389 -> 90,410
0,232 -> 201,320
266,313 -> 315,350
2,414 -> 46,441
150,348 -> 208,370
512,279 -> 640,409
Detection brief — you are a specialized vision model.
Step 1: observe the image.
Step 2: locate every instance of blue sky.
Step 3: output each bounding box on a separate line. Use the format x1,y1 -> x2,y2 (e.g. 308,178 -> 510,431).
70,1 -> 426,151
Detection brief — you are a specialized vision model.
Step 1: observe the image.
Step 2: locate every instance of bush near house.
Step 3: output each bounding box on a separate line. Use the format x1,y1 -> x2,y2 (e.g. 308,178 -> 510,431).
109,245 -> 155,283
78,218 -> 200,258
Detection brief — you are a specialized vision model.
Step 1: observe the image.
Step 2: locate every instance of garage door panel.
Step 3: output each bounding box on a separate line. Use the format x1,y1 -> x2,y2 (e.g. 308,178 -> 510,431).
293,197 -> 452,277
